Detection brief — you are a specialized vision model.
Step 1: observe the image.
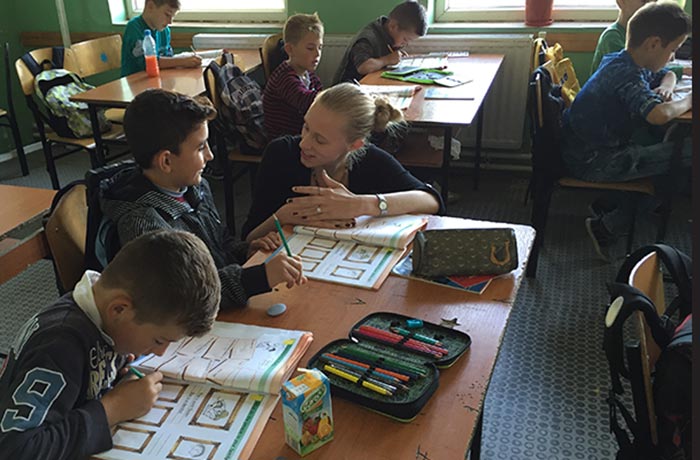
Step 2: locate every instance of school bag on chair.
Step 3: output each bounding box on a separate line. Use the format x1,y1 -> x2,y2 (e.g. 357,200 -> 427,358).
20,47 -> 111,138
603,244 -> 692,460
207,52 -> 267,155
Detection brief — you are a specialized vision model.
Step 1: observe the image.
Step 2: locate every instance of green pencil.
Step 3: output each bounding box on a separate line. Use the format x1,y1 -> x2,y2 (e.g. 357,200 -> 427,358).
273,213 -> 292,256
129,367 -> 145,379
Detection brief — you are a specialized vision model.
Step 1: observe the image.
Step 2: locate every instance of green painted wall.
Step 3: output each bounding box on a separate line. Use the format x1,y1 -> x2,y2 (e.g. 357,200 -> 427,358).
0,0 -> 692,163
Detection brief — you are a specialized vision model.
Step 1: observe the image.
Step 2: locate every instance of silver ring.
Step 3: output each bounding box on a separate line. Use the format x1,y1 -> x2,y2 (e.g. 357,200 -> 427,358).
316,206 -> 322,214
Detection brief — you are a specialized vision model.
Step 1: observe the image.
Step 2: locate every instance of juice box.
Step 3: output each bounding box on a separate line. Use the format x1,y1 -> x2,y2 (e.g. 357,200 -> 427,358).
281,369 -> 334,456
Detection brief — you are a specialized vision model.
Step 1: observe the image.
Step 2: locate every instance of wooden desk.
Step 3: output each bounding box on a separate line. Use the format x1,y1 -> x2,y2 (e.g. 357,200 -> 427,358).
361,55 -> 505,200
220,216 -> 535,460
0,185 -> 56,284
71,50 -> 262,165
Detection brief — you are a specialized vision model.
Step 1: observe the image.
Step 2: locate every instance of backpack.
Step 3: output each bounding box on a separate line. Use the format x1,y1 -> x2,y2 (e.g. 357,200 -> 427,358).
603,244 -> 692,460
208,52 -> 267,155
21,47 -> 111,139
530,37 -> 580,107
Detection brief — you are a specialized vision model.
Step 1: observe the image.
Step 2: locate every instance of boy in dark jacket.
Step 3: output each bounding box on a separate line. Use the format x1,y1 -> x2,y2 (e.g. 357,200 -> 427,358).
100,89 -> 306,309
0,230 -> 221,459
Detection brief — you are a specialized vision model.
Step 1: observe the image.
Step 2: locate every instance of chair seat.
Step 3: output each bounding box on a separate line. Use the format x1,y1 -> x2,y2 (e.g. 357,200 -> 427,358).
105,108 -> 125,124
558,177 -> 655,196
46,124 -> 125,149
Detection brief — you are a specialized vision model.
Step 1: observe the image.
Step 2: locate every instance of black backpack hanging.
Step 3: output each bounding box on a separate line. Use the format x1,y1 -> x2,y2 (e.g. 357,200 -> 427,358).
603,244 -> 692,460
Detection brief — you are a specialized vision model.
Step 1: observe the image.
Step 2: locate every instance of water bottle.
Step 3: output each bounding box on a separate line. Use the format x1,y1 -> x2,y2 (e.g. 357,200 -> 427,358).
142,30 -> 160,77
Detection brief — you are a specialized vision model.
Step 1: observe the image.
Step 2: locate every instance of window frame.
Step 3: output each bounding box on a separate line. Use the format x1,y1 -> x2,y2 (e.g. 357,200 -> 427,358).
434,0 -> 618,23
124,0 -> 287,23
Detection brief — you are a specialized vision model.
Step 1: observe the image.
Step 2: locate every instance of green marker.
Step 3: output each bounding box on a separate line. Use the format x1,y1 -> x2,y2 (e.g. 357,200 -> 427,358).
129,367 -> 145,379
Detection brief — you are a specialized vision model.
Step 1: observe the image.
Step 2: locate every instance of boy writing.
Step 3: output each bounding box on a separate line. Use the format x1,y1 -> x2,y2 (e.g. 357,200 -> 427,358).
0,230 -> 221,459
333,0 -> 428,84
99,89 -> 306,308
263,13 -> 324,141
561,1 -> 691,261
121,0 -> 201,76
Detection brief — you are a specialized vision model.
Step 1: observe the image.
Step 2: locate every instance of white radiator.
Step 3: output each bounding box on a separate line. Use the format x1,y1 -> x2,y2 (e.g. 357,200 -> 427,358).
193,33 -> 533,151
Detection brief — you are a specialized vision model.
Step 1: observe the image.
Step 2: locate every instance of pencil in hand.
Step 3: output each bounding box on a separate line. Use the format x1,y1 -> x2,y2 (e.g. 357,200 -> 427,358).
273,213 -> 293,256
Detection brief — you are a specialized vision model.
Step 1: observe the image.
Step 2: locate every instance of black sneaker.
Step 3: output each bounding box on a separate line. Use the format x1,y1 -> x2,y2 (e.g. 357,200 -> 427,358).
585,217 -> 615,262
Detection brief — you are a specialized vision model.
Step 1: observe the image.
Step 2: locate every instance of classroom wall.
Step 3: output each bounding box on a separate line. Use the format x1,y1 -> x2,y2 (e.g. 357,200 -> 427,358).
0,0 -> 692,162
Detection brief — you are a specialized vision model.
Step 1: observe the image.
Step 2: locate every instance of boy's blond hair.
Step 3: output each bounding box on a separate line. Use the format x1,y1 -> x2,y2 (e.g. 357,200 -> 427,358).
283,13 -> 324,45
100,230 -> 221,337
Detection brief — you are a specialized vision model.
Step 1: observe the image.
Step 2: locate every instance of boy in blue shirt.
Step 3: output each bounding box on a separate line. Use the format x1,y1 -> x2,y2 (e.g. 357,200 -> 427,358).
562,1 -> 691,261
0,230 -> 221,459
333,0 -> 427,84
121,0 -> 201,76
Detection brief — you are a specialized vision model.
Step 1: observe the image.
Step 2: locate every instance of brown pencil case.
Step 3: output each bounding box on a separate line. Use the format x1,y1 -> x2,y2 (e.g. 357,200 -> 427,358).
307,312 -> 471,421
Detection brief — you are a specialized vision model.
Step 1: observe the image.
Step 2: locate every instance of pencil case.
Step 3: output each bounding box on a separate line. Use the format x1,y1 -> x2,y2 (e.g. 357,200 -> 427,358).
307,312 -> 471,422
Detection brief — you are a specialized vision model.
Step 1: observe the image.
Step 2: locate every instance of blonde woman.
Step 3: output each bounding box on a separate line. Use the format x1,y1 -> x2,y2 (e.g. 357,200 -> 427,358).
242,82 -> 443,241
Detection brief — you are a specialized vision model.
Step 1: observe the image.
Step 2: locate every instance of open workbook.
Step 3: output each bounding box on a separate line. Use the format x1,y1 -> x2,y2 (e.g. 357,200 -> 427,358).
286,214 -> 428,290
95,322 -> 313,460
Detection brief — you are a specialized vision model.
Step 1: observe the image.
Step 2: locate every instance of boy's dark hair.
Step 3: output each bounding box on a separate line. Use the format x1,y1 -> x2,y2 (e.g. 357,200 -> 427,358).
123,89 -> 216,169
627,1 -> 691,49
389,1 -> 428,36
148,0 -> 181,9
100,230 -> 221,337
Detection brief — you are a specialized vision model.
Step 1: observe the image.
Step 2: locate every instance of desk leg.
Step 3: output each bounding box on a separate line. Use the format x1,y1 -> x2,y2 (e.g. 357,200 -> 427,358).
88,105 -> 106,167
468,411 -> 483,460
473,106 -> 484,191
441,126 -> 452,205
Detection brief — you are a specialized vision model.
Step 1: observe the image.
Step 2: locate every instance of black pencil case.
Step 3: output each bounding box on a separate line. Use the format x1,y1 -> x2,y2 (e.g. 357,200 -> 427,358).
307,312 -> 471,421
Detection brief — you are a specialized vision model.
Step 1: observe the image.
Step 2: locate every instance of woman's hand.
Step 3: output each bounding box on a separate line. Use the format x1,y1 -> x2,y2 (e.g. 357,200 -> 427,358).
282,170 -> 362,227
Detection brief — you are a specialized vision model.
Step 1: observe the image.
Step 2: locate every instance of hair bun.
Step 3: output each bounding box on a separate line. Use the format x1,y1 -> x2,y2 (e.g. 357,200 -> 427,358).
373,96 -> 404,133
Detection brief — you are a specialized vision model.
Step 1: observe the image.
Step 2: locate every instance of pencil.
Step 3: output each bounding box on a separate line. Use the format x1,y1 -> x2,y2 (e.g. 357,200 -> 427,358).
129,367 -> 145,379
189,45 -> 200,57
273,213 -> 292,256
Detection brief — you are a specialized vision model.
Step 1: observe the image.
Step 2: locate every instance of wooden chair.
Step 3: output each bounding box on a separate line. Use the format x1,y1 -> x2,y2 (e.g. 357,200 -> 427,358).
65,34 -> 125,124
259,33 -> 286,84
44,182 -> 88,294
525,68 -> 667,278
2,42 -> 29,176
627,252 -> 665,446
203,55 -> 262,233
15,45 -> 124,190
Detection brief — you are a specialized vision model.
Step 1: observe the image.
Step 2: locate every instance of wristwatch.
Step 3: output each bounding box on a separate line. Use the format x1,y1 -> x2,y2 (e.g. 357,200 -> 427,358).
376,194 -> 388,216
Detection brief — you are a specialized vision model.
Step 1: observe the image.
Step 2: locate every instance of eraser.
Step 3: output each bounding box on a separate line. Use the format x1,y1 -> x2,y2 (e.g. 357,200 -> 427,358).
267,303 -> 287,317
406,319 -> 423,329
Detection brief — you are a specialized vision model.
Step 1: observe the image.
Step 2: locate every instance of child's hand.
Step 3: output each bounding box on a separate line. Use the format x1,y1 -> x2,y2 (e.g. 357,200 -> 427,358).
117,354 -> 136,378
264,252 -> 306,289
653,85 -> 674,102
180,54 -> 202,68
101,371 -> 164,426
249,232 -> 282,257
383,50 -> 402,67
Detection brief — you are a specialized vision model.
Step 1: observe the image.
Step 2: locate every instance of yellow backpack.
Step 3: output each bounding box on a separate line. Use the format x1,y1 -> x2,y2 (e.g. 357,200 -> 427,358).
532,36 -> 581,107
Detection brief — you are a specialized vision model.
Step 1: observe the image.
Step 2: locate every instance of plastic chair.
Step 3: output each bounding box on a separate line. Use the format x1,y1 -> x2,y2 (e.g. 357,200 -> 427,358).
203,55 -> 262,233
14,45 -> 124,190
259,33 -> 286,84
525,67 -> 666,278
1,42 -> 29,176
44,181 -> 88,294
65,34 -> 125,124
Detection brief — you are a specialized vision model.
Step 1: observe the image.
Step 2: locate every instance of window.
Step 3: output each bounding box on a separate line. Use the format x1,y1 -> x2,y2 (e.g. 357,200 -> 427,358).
435,0 -> 618,22
126,0 -> 286,23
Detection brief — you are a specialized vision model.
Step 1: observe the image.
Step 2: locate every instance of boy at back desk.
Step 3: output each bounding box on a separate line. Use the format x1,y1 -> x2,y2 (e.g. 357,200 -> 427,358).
263,13 -> 324,141
561,1 -> 691,261
0,230 -> 221,459
332,0 -> 427,84
99,89 -> 306,309
121,0 -> 201,76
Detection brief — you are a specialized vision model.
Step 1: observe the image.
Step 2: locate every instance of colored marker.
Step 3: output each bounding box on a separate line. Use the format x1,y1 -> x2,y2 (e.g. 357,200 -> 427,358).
391,327 -> 444,346
129,367 -> 145,379
323,364 -> 392,396
273,213 -> 292,256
